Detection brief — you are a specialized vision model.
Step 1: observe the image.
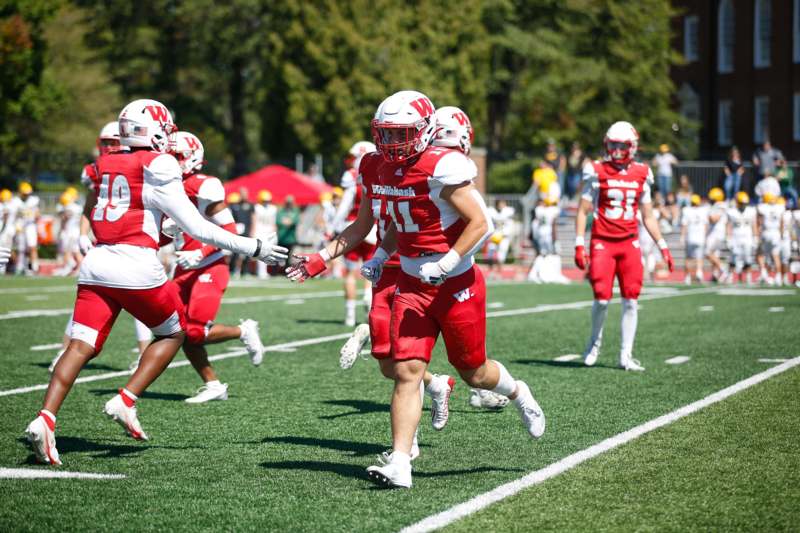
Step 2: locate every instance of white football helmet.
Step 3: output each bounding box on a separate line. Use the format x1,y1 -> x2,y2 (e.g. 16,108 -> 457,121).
345,140 -> 376,169
604,121 -> 639,166
371,90 -> 437,162
432,106 -> 473,155
118,98 -> 177,152
173,131 -> 205,175
97,121 -> 122,155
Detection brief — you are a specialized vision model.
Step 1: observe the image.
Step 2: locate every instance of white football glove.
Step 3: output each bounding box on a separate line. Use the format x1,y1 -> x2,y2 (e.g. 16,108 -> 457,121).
161,217 -> 179,239
0,246 -> 10,269
175,249 -> 204,270
253,233 -> 289,265
360,248 -> 390,283
78,235 -> 94,255
419,249 -> 461,286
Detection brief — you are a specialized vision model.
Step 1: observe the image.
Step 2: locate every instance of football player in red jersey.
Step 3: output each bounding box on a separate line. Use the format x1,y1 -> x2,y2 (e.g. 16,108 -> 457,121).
574,121 -> 675,372
166,131 -> 266,404
25,99 -> 287,465
330,141 -> 379,326
291,91 -> 545,488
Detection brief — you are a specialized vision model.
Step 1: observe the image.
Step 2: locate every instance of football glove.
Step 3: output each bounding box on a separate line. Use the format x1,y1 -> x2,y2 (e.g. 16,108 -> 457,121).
286,252 -> 328,282
175,249 -> 204,270
419,249 -> 461,286
574,245 -> 587,270
78,235 -> 94,256
657,239 -> 674,272
161,217 -> 179,238
253,233 -> 289,265
360,248 -> 390,283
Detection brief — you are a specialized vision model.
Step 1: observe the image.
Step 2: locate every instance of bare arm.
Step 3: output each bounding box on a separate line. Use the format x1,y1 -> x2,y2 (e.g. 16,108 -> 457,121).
440,182 -> 492,258
320,196 -> 375,260
641,202 -> 666,244
575,198 -> 592,242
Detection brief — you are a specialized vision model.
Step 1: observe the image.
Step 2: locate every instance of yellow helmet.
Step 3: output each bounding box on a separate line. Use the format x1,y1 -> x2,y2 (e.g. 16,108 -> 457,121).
65,186 -> 78,198
59,192 -> 72,206
18,181 -> 32,195
762,192 -> 777,205
708,187 -> 724,202
226,191 -> 241,204
736,191 -> 749,205
490,231 -> 504,244
258,190 -> 272,203
0,189 -> 11,202
659,144 -> 670,153
319,191 -> 333,203
777,196 -> 787,206
690,194 -> 701,206
332,186 -> 344,197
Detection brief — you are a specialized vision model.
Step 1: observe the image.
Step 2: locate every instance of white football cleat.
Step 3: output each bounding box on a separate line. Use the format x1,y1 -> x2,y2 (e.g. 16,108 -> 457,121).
48,349 -> 65,374
513,380 -> 545,439
429,374 -> 456,431
239,319 -> 265,366
104,394 -> 149,441
367,453 -> 412,488
339,323 -> 370,370
25,415 -> 62,466
185,382 -> 228,404
620,355 -> 645,372
583,341 -> 601,366
469,388 -> 509,410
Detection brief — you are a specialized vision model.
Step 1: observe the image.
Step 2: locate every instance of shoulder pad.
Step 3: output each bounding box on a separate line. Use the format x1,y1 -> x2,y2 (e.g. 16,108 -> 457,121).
431,150 -> 477,186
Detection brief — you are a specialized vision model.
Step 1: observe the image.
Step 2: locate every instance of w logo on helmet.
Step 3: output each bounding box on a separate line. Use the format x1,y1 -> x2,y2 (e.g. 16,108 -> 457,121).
453,112 -> 470,126
145,105 -> 169,123
185,136 -> 200,150
410,97 -> 434,118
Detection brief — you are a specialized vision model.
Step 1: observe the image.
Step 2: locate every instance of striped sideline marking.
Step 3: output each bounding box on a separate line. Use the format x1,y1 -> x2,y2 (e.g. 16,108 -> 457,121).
400,356 -> 800,533
0,467 -> 125,480
665,356 -> 691,365
3,287 -> 719,399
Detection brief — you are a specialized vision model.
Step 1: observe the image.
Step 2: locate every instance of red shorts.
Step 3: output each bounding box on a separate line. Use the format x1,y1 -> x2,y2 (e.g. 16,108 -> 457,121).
390,265 -> 487,370
344,241 -> 376,265
71,282 -> 186,354
589,236 -> 643,300
369,266 -> 399,359
173,259 -> 230,345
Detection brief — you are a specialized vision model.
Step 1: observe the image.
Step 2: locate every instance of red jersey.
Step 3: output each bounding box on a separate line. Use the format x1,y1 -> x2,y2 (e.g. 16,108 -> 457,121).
581,160 -> 653,240
90,150 -> 165,249
362,147 -> 476,258
178,174 -> 226,252
359,154 -> 400,268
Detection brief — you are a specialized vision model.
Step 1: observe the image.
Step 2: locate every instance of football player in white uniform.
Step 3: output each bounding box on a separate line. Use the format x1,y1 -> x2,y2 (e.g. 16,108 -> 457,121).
13,181 -> 40,274
777,197 -> 795,286
680,194 -> 708,284
528,194 -> 566,284
756,192 -> 784,285
55,190 -> 83,276
704,187 -> 728,282
252,190 -> 278,279
486,199 -> 516,277
726,192 -> 758,285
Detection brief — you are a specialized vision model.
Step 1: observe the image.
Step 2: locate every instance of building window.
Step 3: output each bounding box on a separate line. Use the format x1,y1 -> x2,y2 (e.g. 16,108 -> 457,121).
718,0 -> 735,73
794,94 -> 800,141
754,0 -> 771,68
718,100 -> 733,146
794,0 -> 800,63
754,97 -> 769,143
684,15 -> 699,62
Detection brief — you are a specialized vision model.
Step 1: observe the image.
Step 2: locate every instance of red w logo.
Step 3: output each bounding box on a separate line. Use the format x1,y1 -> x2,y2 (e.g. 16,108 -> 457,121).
185,137 -> 200,150
145,105 -> 169,123
409,98 -> 434,118
453,112 -> 470,126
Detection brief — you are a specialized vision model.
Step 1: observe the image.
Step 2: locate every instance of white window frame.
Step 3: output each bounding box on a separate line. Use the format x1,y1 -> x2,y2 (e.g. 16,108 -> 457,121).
794,93 -> 800,142
684,15 -> 699,62
794,0 -> 800,63
718,100 -> 733,147
754,96 -> 769,144
754,0 -> 771,68
717,0 -> 735,73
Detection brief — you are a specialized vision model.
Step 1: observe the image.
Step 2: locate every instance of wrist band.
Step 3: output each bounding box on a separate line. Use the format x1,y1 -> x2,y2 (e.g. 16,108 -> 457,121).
252,239 -> 262,258
575,236 -> 585,247
437,249 -> 461,274
319,248 -> 332,261
657,238 -> 668,249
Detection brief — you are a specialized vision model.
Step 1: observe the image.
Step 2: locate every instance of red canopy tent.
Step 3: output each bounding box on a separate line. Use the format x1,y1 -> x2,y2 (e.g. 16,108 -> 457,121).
223,164 -> 332,206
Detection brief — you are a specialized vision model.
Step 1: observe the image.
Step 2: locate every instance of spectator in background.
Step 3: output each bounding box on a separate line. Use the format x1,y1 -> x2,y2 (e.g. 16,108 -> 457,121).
664,191 -> 680,231
723,146 -> 745,201
652,143 -> 678,195
277,195 -> 300,260
752,140 -> 784,181
229,189 -> 255,277
776,158 -> 798,206
754,172 -> 780,202
543,139 -> 566,192
252,190 -> 278,280
532,160 -> 558,201
307,163 -> 325,183
565,142 -> 585,200
675,174 -> 693,209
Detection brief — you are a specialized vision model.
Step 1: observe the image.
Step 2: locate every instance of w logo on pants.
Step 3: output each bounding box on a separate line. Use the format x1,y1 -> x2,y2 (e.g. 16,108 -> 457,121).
453,288 -> 473,303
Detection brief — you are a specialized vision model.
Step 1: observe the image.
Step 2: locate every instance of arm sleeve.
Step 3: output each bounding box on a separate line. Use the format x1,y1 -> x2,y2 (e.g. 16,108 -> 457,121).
142,155 -> 257,257
640,182 -> 652,205
196,177 -> 226,214
431,151 -> 478,186
580,162 -> 599,203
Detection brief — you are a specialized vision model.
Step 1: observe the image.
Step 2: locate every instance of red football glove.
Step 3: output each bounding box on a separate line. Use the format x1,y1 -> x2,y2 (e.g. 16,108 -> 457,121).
574,245 -> 587,270
286,253 -> 328,283
661,247 -> 675,272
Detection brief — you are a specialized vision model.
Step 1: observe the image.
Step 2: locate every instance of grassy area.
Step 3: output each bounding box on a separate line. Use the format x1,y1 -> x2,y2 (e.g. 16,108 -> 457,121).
0,277 -> 796,531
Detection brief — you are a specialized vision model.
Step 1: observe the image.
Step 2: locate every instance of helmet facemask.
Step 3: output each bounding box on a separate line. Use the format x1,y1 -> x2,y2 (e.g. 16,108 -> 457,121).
372,117 -> 432,162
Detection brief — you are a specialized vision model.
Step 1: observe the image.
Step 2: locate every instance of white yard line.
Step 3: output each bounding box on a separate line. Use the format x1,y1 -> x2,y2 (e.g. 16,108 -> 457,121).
665,356 -> 691,365
768,307 -> 785,313
400,356 -> 800,533
553,354 -> 580,362
0,467 -> 125,480
758,358 -> 790,363
1,287 -> 723,398
30,343 -> 64,352
698,306 -> 714,312
716,288 -> 796,296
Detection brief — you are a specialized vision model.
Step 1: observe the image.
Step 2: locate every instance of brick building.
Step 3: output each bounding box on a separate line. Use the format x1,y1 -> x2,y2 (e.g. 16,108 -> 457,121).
671,0 -> 800,159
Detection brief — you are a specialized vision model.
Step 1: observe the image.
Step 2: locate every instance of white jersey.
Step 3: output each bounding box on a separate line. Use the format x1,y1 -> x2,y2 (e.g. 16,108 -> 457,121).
59,201 -> 82,234
681,205 -> 708,245
489,205 -> 516,237
781,210 -> 794,242
727,206 -> 757,243
253,203 -> 277,234
17,195 -> 39,225
707,201 -> 728,239
757,203 -> 784,242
